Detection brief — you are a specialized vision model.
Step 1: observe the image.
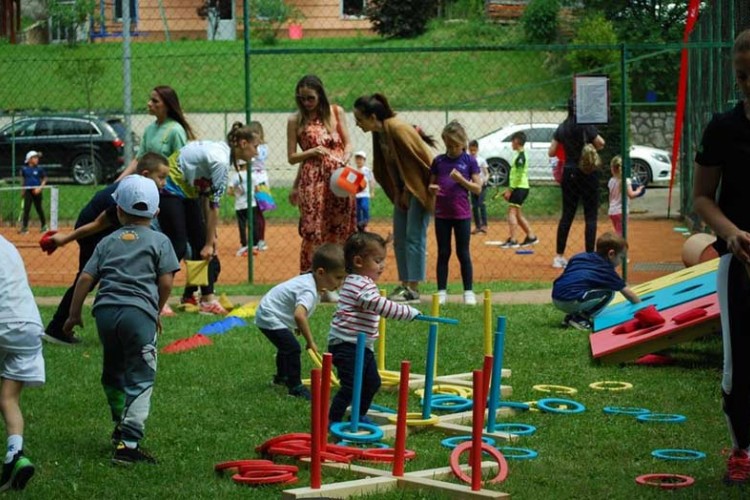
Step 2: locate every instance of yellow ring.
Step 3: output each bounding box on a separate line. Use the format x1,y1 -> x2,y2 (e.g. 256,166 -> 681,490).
532,384 -> 578,395
414,385 -> 473,399
589,381 -> 633,391
387,412 -> 439,426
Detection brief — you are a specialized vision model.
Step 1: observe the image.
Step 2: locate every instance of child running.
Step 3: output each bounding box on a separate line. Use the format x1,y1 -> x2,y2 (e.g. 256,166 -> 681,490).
607,155 -> 644,235
500,131 -> 538,248
328,231 -> 421,424
428,120 -> 482,305
0,235 -> 45,491
254,244 -> 346,400
64,175 -> 180,464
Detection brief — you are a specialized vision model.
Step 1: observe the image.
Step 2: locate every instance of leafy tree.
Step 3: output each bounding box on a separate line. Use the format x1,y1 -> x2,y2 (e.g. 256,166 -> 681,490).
366,0 -> 438,39
47,0 -> 95,46
522,0 -> 561,44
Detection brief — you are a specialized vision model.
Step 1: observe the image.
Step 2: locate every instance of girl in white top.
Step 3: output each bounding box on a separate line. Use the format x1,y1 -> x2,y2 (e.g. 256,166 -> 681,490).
607,155 -> 644,236
249,121 -> 270,251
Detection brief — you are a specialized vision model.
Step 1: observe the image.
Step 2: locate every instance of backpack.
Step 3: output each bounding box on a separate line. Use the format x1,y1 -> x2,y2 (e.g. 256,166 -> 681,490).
578,130 -> 601,175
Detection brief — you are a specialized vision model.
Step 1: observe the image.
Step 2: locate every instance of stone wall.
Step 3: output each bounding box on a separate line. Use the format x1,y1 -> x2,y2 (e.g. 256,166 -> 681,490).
630,111 -> 675,150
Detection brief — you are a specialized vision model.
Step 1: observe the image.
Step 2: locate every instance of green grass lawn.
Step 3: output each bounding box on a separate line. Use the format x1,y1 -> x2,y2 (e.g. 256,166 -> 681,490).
21,301 -> 732,498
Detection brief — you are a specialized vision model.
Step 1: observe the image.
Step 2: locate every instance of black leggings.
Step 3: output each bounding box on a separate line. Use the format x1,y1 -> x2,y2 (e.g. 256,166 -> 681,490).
22,190 -> 45,227
158,194 -> 217,297
434,217 -> 473,291
556,167 -> 599,255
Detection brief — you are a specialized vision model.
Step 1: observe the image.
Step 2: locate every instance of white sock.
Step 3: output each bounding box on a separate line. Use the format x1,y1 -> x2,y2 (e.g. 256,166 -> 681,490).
437,290 -> 447,304
5,435 -> 22,463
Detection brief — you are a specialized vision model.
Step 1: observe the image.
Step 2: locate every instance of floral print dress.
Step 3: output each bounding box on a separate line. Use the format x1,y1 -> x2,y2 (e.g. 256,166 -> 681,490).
297,116 -> 356,272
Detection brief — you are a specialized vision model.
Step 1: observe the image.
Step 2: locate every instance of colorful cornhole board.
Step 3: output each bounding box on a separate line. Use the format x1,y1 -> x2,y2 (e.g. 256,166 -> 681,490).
609,258 -> 719,306
592,271 -> 716,332
590,294 -> 721,364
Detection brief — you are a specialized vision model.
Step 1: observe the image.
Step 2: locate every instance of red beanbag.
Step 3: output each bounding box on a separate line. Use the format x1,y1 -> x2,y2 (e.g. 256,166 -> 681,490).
39,230 -> 58,255
672,307 -> 708,325
634,305 -> 666,327
613,319 -> 641,335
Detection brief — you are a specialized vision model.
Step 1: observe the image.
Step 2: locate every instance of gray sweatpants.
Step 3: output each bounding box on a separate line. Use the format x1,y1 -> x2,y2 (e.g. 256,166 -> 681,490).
94,306 -> 157,444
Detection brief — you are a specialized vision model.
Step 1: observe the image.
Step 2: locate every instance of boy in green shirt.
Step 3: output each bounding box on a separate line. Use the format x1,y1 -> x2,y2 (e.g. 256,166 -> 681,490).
500,131 -> 539,249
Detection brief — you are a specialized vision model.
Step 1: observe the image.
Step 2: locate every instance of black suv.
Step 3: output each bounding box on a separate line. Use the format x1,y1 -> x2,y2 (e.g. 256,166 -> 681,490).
0,115 -> 131,185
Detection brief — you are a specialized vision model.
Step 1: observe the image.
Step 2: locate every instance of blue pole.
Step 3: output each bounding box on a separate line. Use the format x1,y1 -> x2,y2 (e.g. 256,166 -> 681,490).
422,324 -> 438,420
350,333 -> 366,432
486,316 -> 506,432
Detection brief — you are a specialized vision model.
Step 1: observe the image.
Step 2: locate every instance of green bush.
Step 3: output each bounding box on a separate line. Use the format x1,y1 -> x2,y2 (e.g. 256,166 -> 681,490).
366,0 -> 437,39
565,12 -> 618,73
522,0 -> 560,44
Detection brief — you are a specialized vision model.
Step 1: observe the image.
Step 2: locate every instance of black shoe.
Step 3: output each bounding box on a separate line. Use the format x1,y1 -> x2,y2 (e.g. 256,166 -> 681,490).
43,330 -> 80,346
112,442 -> 157,465
560,315 -> 571,328
0,451 -> 35,491
566,315 -> 592,331
111,425 -> 122,447
520,236 -> 539,247
272,375 -> 287,386
288,384 -> 311,400
499,238 -> 520,249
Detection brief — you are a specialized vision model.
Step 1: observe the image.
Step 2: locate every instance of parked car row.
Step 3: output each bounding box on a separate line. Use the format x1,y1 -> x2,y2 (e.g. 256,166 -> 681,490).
0,115 -> 138,185
476,123 -> 672,187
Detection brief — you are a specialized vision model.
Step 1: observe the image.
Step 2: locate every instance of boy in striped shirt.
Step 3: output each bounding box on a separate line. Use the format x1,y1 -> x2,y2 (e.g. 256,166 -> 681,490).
328,232 -> 421,424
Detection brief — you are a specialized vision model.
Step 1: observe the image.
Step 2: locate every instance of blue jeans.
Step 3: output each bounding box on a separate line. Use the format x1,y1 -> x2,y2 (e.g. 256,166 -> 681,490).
552,289 -> 614,318
258,327 -> 302,389
356,197 -> 371,228
471,186 -> 488,228
328,342 -> 381,423
392,196 -> 430,283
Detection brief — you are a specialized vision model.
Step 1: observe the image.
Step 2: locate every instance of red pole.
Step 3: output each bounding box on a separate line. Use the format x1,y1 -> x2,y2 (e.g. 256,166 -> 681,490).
320,353 -> 333,449
471,370 -> 485,491
310,368 -> 322,489
392,360 -> 411,477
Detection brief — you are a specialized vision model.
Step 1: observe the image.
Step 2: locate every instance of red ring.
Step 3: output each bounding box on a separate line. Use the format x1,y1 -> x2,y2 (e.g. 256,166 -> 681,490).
256,433 -> 311,453
325,443 -> 367,458
214,459 -> 273,472
237,464 -> 299,474
635,473 -> 695,489
232,470 -> 295,485
266,445 -> 309,457
360,448 -> 417,462
450,442 -> 509,485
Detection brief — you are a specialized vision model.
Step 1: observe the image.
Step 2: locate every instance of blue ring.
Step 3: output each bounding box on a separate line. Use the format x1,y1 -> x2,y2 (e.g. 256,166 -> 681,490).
369,403 -> 397,414
636,413 -> 686,423
538,398 -> 586,414
497,401 -> 531,411
337,440 -> 389,449
496,446 -> 538,460
428,395 -> 473,413
603,406 -> 650,416
441,435 -> 496,450
651,449 -> 705,460
493,423 -> 537,436
329,422 -> 384,443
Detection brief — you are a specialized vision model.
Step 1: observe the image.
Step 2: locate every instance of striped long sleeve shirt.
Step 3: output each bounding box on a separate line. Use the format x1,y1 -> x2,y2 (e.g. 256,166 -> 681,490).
329,274 -> 421,351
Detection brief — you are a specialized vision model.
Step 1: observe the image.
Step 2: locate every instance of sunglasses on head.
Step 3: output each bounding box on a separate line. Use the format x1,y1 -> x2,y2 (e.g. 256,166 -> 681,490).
297,94 -> 317,103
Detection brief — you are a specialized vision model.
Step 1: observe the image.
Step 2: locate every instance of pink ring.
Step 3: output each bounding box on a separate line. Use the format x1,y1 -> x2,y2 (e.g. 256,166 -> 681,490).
450,441 -> 509,485
635,473 -> 695,489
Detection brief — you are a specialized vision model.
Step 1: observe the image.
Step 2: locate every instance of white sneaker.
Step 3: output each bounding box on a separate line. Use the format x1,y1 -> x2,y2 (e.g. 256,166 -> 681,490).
464,290 -> 477,305
236,246 -> 248,256
437,290 -> 447,305
258,240 -> 268,251
552,255 -> 568,269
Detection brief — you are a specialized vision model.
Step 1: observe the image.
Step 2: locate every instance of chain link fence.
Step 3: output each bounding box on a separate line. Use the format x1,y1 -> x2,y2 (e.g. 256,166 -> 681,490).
0,30 -> 723,288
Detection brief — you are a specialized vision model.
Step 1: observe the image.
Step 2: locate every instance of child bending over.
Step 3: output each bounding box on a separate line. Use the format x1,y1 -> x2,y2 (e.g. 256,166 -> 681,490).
328,231 -> 421,424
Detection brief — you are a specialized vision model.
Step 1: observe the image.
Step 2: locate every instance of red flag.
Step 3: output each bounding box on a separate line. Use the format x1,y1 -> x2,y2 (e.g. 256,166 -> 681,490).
667,0 -> 701,216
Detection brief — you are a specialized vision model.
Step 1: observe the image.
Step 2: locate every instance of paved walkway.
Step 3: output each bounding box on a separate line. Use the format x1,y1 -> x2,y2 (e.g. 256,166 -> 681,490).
34,289 -> 553,308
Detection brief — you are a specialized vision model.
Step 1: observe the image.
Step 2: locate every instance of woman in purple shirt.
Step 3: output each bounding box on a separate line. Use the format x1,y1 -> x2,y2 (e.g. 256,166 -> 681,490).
428,121 -> 482,305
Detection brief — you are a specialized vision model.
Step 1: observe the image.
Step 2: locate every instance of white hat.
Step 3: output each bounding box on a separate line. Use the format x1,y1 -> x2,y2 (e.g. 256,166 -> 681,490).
112,175 -> 160,219
25,151 -> 41,163
353,150 -> 367,159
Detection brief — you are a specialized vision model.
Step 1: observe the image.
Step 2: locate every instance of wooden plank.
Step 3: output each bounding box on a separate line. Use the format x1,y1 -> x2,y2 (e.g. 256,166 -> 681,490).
434,422 -> 518,442
404,461 -> 500,480
398,476 -> 510,499
609,258 -> 718,305
282,476 -> 398,499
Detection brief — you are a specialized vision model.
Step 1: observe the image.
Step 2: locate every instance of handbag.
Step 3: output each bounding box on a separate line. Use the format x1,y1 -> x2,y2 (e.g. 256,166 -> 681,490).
255,183 -> 276,212
578,129 -> 601,175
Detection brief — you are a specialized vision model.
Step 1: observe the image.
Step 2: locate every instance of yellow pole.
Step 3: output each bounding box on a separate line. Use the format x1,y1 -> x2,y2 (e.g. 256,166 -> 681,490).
431,293 -> 440,377
377,288 -> 386,371
483,289 -> 492,356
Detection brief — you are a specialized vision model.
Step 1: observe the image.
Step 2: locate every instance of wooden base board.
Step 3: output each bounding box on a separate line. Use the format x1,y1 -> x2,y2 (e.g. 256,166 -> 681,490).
434,421 -> 518,443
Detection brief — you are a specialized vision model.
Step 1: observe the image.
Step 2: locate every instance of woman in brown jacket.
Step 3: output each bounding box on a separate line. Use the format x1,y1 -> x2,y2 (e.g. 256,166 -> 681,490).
353,93 -> 435,303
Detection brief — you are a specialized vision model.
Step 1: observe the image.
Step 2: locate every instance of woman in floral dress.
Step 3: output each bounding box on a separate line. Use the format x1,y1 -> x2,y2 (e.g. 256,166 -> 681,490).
287,74 -> 357,272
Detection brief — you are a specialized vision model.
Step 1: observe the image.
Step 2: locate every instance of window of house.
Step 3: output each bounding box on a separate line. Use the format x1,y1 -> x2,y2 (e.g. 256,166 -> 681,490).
343,0 -> 366,18
115,0 -> 138,22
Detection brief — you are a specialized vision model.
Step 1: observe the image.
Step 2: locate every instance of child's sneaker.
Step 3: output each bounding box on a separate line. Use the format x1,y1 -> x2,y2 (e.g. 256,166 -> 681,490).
112,442 -> 157,465
180,296 -> 198,307
0,452 -> 34,491
565,315 -> 592,331
463,290 -> 477,305
499,238 -> 519,249
552,255 -> 568,269
258,240 -> 268,251
236,246 -> 248,257
437,290 -> 447,305
401,287 -> 421,304
288,384 -> 311,400
725,449 -> 750,485
199,300 -> 228,315
520,236 -> 539,246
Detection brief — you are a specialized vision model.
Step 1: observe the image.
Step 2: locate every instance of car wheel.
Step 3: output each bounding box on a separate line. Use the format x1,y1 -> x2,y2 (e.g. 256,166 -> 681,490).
631,159 -> 652,187
70,153 -> 102,185
487,158 -> 510,187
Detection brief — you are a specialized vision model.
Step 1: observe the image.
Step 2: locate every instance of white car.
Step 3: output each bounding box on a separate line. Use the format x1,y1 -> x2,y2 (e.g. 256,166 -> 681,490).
475,123 -> 672,187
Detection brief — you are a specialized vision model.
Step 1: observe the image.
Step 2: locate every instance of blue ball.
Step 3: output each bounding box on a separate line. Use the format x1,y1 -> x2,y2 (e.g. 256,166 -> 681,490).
631,182 -> 646,198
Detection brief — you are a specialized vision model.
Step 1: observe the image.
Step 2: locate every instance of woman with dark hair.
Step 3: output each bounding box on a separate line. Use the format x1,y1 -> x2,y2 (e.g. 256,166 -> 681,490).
548,97 -> 605,269
287,74 -> 357,274
353,93 -> 435,303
